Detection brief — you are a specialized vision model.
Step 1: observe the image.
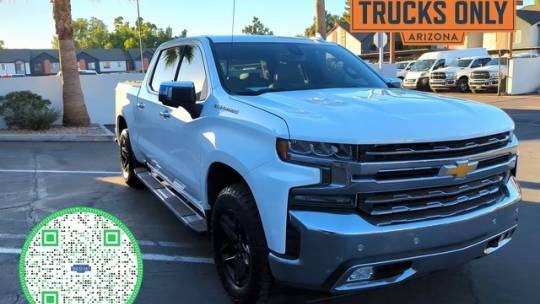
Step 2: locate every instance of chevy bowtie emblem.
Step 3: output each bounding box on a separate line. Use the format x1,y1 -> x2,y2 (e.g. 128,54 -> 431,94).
441,160 -> 478,178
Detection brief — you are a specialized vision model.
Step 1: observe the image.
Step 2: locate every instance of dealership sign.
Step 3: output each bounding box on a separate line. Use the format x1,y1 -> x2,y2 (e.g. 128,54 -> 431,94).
350,0 -> 515,45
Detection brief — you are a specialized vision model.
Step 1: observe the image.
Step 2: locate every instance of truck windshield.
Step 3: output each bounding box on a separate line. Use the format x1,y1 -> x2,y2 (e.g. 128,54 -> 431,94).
486,58 -> 508,66
212,42 -> 387,95
410,59 -> 435,71
457,59 -> 473,67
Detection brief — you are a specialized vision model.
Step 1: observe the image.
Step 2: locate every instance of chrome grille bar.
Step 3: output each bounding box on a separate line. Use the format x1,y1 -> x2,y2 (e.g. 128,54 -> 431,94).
363,175 -> 504,204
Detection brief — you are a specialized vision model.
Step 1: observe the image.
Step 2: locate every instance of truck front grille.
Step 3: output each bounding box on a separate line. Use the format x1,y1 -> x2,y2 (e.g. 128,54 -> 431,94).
471,71 -> 490,79
431,72 -> 446,79
357,174 -> 506,225
357,132 -> 510,162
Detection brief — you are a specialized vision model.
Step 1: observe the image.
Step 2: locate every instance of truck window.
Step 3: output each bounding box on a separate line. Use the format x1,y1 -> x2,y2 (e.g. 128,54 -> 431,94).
176,45 -> 208,101
433,59 -> 446,70
212,42 -> 387,95
150,46 -> 182,91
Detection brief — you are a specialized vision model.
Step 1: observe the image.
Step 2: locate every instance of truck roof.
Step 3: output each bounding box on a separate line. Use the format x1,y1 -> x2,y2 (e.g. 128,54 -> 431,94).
160,35 -> 329,48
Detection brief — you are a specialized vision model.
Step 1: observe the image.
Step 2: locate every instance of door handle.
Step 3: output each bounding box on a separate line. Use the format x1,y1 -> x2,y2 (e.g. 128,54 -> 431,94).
136,101 -> 145,109
159,110 -> 171,119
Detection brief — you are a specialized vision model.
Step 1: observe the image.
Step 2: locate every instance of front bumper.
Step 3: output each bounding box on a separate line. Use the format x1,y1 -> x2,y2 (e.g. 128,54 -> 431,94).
469,78 -> 499,90
429,79 -> 457,90
402,77 -> 429,89
268,178 -> 520,292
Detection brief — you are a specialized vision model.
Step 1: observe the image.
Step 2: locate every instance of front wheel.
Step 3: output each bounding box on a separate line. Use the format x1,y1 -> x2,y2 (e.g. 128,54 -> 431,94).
457,78 -> 469,93
212,184 -> 273,304
118,129 -> 143,188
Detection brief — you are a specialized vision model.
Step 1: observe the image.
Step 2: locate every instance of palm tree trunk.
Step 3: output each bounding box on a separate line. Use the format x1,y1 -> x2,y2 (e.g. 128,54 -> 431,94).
52,0 -> 90,126
316,0 -> 326,39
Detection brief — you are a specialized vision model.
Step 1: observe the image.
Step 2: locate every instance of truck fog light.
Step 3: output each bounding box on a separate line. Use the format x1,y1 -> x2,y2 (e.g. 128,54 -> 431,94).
346,266 -> 374,282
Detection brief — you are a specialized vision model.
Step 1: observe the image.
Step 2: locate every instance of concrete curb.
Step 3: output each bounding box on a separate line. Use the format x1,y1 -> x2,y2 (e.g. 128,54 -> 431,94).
0,125 -> 115,142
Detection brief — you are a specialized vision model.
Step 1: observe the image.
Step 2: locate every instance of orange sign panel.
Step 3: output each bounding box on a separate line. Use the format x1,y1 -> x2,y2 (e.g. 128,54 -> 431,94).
351,0 -> 515,32
401,31 -> 465,45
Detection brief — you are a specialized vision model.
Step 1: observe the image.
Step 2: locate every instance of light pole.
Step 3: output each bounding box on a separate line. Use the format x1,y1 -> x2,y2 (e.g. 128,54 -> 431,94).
136,0 -> 145,73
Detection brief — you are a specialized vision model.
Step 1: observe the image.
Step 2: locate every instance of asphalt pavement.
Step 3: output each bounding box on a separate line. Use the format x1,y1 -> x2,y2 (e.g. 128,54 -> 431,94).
0,94 -> 539,303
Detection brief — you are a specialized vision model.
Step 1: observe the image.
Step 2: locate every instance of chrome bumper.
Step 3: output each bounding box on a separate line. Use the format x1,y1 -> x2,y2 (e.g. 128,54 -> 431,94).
429,79 -> 457,89
268,178 -> 520,292
469,78 -> 499,90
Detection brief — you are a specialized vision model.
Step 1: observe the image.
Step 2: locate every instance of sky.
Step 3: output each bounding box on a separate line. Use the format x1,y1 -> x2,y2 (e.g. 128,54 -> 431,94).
0,0 -> 536,49
0,0 -> 346,49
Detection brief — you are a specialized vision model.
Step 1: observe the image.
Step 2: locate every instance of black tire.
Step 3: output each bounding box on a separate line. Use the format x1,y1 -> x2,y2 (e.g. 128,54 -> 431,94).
118,129 -> 143,188
212,184 -> 273,304
457,77 -> 469,93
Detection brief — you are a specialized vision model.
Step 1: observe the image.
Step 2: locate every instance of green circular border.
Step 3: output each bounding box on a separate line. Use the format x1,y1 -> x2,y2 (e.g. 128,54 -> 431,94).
18,207 -> 144,304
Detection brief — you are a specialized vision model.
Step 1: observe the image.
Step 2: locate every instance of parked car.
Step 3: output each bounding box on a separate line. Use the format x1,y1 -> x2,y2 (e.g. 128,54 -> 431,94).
403,48 -> 488,90
429,56 -> 492,93
396,60 -> 415,79
469,57 -> 509,93
116,36 -> 520,303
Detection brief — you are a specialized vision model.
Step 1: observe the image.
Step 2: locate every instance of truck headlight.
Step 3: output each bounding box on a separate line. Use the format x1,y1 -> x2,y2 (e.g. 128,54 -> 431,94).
490,71 -> 499,78
446,72 -> 456,79
277,139 -> 354,163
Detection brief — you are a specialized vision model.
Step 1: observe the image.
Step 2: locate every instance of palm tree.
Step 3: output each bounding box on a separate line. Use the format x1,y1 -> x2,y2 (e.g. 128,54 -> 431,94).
52,0 -> 90,126
315,0 -> 326,39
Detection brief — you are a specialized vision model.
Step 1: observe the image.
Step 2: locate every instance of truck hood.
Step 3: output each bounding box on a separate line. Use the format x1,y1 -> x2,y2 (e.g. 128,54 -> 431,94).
234,88 -> 514,144
434,67 -> 464,73
405,70 -> 429,79
471,65 -> 501,72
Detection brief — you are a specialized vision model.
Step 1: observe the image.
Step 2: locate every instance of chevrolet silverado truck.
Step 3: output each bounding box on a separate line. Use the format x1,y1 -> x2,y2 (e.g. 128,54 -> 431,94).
115,36 -> 520,303
429,56 -> 491,93
469,57 -> 509,93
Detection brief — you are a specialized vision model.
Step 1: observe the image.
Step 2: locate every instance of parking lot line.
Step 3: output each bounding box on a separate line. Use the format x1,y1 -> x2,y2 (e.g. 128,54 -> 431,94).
0,233 -> 203,249
0,247 -> 214,264
0,169 -> 121,175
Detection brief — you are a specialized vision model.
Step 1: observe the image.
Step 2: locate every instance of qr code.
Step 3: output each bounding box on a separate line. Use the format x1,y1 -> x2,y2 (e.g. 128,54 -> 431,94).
19,207 -> 143,304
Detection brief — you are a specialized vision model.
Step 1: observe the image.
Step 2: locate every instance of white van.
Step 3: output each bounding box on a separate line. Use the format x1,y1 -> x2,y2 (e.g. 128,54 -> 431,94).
403,48 -> 489,90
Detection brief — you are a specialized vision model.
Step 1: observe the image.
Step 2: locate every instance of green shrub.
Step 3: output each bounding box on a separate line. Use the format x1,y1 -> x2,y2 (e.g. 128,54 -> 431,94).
0,91 -> 59,130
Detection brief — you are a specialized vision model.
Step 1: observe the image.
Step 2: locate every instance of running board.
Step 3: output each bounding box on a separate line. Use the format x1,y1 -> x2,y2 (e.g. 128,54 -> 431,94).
134,168 -> 207,233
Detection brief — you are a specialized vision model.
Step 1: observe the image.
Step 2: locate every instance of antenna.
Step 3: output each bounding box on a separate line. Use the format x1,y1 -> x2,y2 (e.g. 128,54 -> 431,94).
227,0 -> 236,81
231,0 -> 236,42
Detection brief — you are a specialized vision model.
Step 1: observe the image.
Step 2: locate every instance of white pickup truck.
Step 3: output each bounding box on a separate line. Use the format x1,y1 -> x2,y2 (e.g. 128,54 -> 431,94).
429,56 -> 492,93
115,36 -> 520,303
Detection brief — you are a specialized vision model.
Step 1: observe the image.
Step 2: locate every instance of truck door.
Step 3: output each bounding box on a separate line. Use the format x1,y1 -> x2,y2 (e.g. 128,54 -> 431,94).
134,46 -> 182,168
158,44 -> 208,206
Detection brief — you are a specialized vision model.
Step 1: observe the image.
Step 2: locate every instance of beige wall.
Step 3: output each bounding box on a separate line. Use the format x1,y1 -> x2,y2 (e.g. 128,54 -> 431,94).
327,26 -> 362,55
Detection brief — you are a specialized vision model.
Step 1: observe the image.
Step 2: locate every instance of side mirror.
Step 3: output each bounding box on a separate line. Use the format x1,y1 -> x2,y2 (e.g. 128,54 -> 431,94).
385,77 -> 402,88
159,81 -> 196,109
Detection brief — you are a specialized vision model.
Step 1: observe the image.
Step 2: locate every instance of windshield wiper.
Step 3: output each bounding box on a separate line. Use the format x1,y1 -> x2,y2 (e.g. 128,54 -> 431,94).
234,88 -> 280,96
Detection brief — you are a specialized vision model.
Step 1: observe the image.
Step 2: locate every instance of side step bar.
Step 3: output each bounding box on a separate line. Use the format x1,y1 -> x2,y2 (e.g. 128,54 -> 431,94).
134,168 -> 207,233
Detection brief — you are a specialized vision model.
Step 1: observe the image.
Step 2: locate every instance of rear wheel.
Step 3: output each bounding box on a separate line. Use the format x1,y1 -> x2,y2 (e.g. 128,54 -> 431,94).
118,129 -> 143,188
457,77 -> 469,93
212,184 -> 272,303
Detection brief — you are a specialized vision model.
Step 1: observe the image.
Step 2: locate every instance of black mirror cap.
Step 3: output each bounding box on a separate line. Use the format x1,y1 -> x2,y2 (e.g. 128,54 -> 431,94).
158,81 -> 196,108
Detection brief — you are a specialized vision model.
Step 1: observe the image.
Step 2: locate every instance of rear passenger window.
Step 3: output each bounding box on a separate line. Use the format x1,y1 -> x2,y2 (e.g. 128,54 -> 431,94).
150,46 -> 182,91
176,45 -> 208,101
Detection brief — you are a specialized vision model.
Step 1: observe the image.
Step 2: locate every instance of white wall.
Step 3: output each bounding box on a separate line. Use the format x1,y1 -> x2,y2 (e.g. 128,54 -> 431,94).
0,73 -> 144,127
99,61 -> 127,73
508,57 -> 540,95
369,63 -> 398,78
